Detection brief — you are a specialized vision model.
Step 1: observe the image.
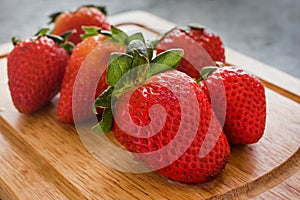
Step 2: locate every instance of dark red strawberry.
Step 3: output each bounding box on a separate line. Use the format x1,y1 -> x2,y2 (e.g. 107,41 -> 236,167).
7,30 -> 70,114
50,5 -> 110,45
156,25 -> 225,80
199,66 -> 266,144
93,44 -> 230,183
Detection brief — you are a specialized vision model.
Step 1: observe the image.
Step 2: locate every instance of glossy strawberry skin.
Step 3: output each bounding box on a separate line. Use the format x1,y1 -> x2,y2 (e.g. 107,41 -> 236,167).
57,35 -> 125,124
189,28 -> 225,63
52,7 -> 110,45
113,70 -> 230,183
7,37 -> 69,114
156,28 -> 225,80
199,66 -> 266,144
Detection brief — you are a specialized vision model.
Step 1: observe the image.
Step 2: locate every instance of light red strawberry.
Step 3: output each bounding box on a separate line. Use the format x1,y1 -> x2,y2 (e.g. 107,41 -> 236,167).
50,5 -> 110,45
156,25 -> 225,80
199,66 -> 266,144
7,31 -> 70,114
93,45 -> 230,183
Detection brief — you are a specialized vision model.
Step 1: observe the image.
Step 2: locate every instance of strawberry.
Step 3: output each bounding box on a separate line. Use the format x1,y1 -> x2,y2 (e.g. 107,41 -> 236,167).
199,65 -> 266,144
93,43 -> 230,183
7,29 -> 70,114
50,5 -> 110,45
156,25 -> 225,80
57,27 -> 147,123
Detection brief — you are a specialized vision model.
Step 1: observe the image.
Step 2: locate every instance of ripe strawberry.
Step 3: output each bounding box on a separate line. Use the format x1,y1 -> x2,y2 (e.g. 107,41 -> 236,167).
93,44 -> 230,183
199,66 -> 266,144
57,27 -> 145,124
156,25 -> 225,80
7,30 -> 70,114
50,5 -> 110,45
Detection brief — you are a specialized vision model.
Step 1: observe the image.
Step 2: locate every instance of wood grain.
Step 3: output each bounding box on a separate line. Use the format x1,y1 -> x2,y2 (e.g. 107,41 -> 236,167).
254,171 -> 300,199
0,11 -> 299,200
0,126 -> 68,200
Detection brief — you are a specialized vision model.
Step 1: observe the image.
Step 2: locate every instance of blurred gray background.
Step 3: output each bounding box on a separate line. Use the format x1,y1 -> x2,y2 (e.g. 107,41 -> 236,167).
1,0 -> 299,78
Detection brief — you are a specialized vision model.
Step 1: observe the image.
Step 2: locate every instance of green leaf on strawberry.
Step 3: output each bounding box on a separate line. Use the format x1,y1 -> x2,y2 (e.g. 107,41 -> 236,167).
126,32 -> 146,44
81,26 -> 101,40
197,66 -> 218,82
48,11 -> 63,24
93,86 -> 115,111
110,26 -> 129,44
149,49 -> 184,78
35,28 -> 51,37
93,35 -> 184,134
107,53 -> 133,87
92,108 -> 113,134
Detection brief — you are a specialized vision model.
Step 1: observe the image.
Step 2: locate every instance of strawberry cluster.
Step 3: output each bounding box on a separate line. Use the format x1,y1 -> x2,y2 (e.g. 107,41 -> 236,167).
7,5 -> 266,184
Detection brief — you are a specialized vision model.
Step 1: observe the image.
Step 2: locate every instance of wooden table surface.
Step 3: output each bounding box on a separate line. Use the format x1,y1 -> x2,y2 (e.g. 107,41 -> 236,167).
0,11 -> 299,200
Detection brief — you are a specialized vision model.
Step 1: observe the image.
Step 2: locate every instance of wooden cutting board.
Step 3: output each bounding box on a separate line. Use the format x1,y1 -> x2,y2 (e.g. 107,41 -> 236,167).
0,11 -> 299,200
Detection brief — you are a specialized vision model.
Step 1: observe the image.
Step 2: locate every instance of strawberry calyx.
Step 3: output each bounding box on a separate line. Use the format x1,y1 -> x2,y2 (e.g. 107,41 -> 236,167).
92,37 -> 184,134
197,66 -> 218,82
12,28 -> 75,54
48,5 -> 107,24
37,28 -> 75,54
81,25 -> 151,49
11,37 -> 21,46
80,26 -> 102,40
48,11 -> 63,24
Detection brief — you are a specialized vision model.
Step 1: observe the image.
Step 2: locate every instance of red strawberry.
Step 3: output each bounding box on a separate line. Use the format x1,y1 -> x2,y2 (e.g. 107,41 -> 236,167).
94,46 -> 230,183
7,31 -> 69,114
50,5 -> 110,45
156,25 -> 225,80
199,66 -> 266,144
57,27 -> 143,124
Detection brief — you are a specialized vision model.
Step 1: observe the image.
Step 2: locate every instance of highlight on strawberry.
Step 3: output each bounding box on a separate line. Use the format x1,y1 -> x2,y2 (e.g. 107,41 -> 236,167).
7,29 -> 73,114
50,5 -> 110,45
92,39 -> 230,183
